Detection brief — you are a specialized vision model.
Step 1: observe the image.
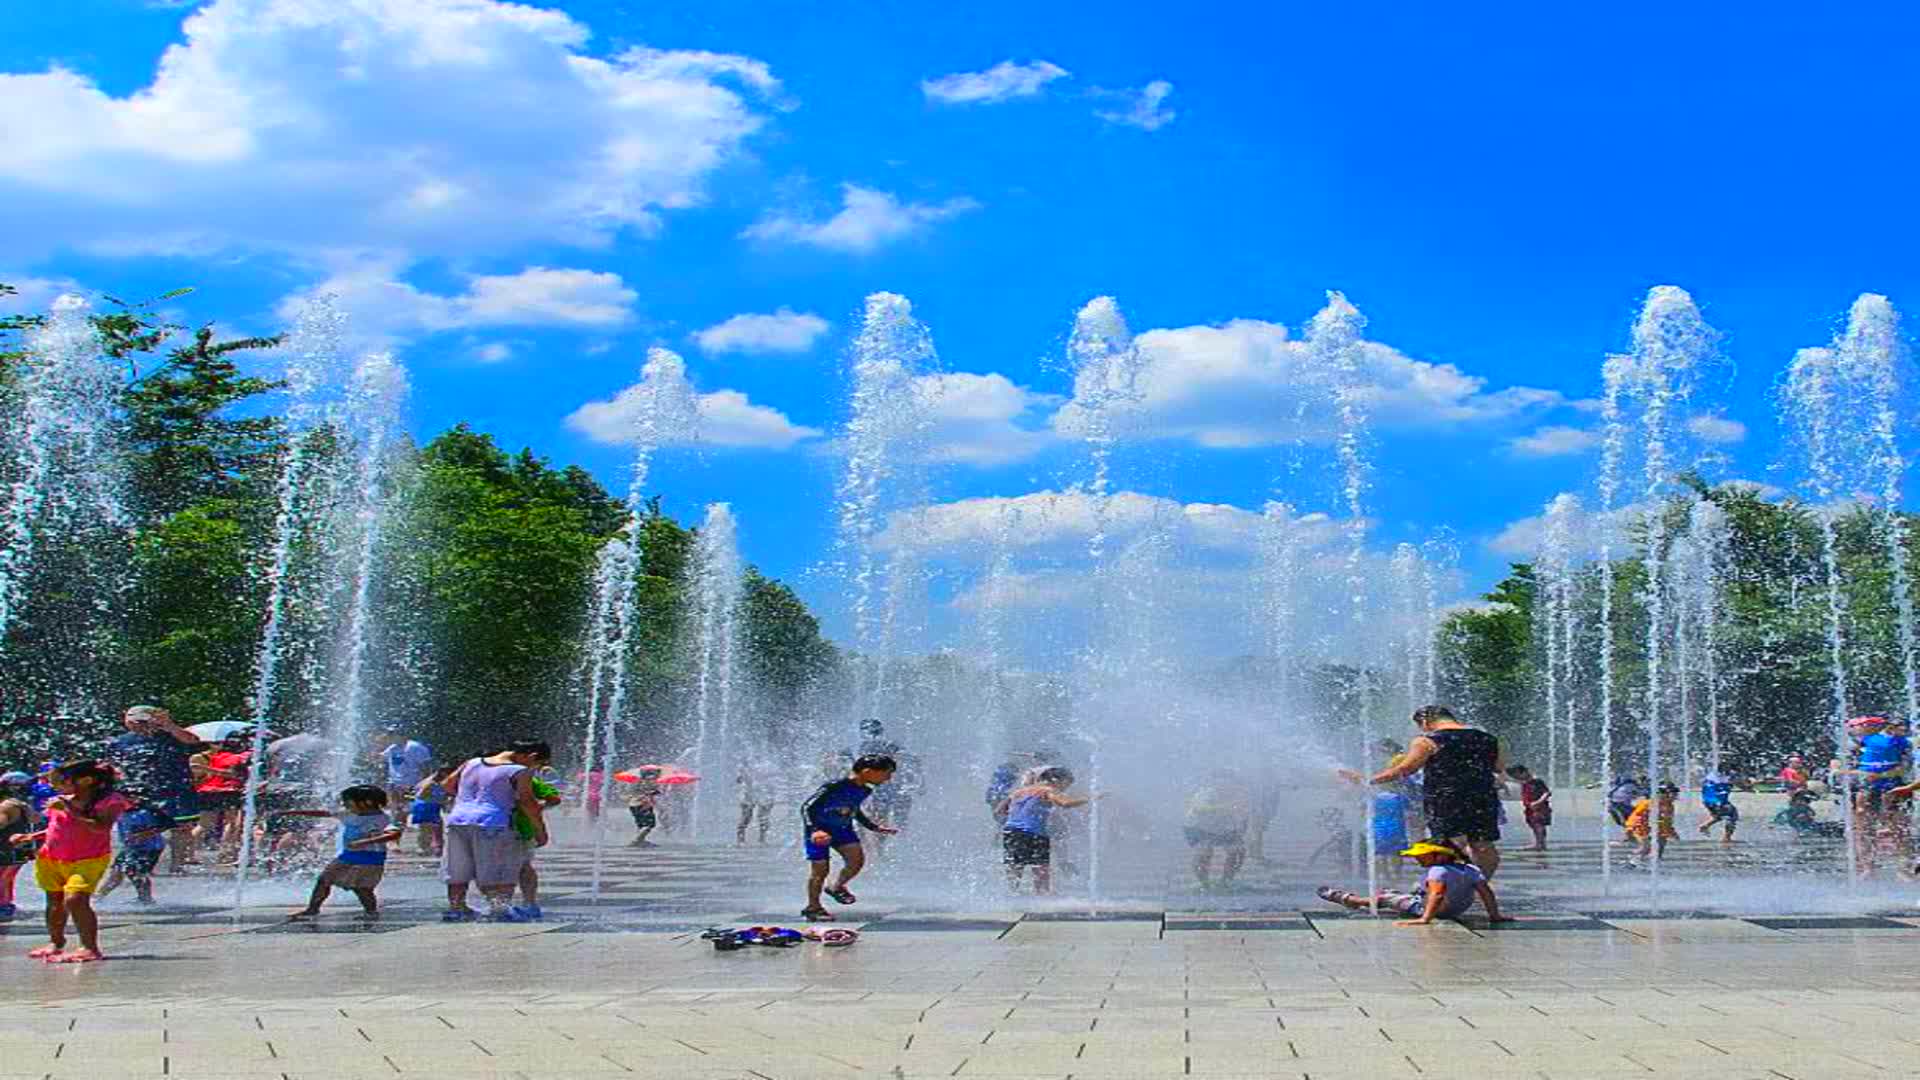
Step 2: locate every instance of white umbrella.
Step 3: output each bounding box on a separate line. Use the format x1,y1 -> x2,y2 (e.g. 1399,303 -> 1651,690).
188,720 -> 276,742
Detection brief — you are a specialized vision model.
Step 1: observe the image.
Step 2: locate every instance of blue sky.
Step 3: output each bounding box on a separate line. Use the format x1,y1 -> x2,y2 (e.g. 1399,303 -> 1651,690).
4,1 -> 1917,643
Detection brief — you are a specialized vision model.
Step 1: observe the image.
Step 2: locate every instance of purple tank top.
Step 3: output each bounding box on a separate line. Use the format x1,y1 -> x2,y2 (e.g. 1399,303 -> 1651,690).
445,759 -> 525,829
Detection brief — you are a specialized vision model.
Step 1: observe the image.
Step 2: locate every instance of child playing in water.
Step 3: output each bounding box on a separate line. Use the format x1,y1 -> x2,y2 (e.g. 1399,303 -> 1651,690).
281,785 -> 403,920
96,801 -> 175,904
626,766 -> 663,847
512,766 -> 564,921
1626,782 -> 1681,862
998,766 -> 1096,895
1508,766 -> 1551,851
410,765 -> 454,855
800,754 -> 897,921
19,760 -> 130,962
0,773 -> 32,922
1697,770 -> 1739,843
1318,841 -> 1513,927
1183,770 -> 1252,891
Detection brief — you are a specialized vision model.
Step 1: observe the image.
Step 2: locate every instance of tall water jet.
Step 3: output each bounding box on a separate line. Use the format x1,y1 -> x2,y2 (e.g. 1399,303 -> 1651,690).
689,502 -> 743,838
582,348 -> 697,899
1307,290 -> 1381,905
1062,296 -> 1148,905
1784,343 -> 1858,879
1596,353 -> 1630,889
1391,544 -> 1424,719
0,296 -> 131,661
1678,500 -> 1731,774
1837,295 -> 1918,722
1421,531 -> 1456,701
235,296 -> 350,906
837,293 -> 938,734
1626,286 -> 1720,885
1538,494 -> 1580,791
329,352 -> 411,785
1258,503 -> 1307,711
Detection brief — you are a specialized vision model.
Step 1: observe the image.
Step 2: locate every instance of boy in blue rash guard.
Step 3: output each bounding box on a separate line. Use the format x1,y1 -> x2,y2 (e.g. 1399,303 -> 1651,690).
800,754 -> 897,922
1696,771 -> 1740,843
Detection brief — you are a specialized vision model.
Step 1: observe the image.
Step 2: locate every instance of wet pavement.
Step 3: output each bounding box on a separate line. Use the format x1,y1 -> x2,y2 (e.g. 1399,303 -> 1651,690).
11,815 -> 1920,1079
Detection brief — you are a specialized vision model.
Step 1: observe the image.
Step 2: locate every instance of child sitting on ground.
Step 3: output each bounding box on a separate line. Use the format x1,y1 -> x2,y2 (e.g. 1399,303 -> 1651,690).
281,785 -> 403,920
1626,782 -> 1681,862
1318,840 -> 1513,927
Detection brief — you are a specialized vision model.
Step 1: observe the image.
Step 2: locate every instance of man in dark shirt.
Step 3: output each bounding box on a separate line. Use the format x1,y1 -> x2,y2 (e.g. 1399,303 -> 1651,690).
109,705 -> 204,872
799,754 -> 897,921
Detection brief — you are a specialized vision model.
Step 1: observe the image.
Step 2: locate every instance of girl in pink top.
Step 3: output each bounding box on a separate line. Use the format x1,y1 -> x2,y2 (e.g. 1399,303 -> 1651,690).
18,761 -> 130,963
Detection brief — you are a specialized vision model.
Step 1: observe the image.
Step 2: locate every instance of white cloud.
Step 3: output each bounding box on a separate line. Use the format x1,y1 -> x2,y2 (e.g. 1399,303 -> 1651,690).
1508,425 -> 1600,457
692,390 -> 822,449
0,0 -> 781,260
565,382 -> 821,451
914,373 -> 1059,466
0,274 -> 85,314
694,308 -> 830,355
1094,80 -> 1176,131
1051,317 -> 1565,448
922,60 -> 1070,105
472,342 -> 514,364
276,263 -> 636,345
877,490 -> 1344,557
1688,414 -> 1747,444
741,184 -> 979,254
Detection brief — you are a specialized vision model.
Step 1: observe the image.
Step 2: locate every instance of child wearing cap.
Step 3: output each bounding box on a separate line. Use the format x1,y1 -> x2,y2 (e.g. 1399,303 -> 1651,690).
1626,782 -> 1681,861
1317,841 -> 1512,927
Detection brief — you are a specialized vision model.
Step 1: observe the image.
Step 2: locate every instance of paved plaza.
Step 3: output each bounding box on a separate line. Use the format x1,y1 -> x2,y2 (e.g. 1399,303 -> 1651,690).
12,819 -> 1920,1080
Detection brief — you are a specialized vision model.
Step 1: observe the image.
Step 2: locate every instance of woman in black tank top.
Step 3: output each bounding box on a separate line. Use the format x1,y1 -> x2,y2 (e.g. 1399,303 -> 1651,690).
1343,705 -> 1505,877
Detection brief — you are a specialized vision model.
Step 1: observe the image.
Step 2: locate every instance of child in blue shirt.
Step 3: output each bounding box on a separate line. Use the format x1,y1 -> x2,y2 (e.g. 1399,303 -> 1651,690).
95,803 -> 174,904
1696,771 -> 1739,843
800,754 -> 897,921
279,785 -> 403,921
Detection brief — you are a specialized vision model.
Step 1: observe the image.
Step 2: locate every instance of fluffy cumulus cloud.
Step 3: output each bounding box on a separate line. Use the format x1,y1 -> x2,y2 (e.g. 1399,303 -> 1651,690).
0,0 -> 781,260
1508,425 -> 1601,457
1688,414 -> 1747,444
742,184 -> 979,255
276,263 -> 637,346
921,60 -> 1070,105
0,273 -> 85,314
694,308 -> 830,355
913,373 -> 1059,466
1051,317 -> 1565,448
566,381 -> 820,451
876,490 -> 1344,557
1093,80 -> 1176,131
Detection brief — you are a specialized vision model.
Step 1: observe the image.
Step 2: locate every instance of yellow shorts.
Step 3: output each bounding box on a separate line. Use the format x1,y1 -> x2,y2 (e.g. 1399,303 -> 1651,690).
35,855 -> 111,895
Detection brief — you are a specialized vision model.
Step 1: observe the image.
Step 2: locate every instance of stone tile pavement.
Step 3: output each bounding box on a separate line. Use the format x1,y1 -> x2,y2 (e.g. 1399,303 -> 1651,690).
12,826 -> 1920,1079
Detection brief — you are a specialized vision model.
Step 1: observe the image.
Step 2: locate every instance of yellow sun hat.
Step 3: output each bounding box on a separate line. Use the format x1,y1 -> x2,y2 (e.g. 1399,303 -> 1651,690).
1399,841 -> 1458,860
